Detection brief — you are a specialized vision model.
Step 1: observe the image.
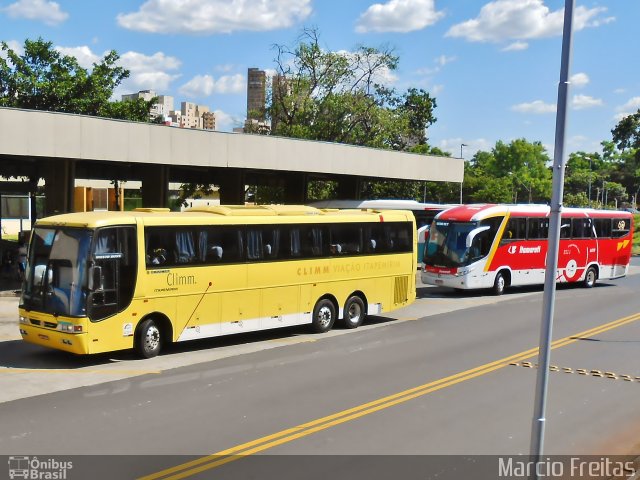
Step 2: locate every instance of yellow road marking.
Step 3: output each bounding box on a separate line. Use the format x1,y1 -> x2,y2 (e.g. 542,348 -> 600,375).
141,311 -> 640,480
0,368 -> 161,375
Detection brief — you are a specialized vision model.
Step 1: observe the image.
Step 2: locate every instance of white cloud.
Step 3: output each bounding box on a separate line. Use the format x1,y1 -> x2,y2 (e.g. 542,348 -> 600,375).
117,0 -> 311,34
214,74 -> 245,94
55,46 -> 101,69
0,40 -> 24,63
617,97 -> 640,112
613,88 -> 626,95
446,0 -> 612,44
438,138 -> 492,158
613,97 -> 640,121
119,51 -> 182,92
356,0 -> 444,33
511,100 -> 556,114
501,41 -> 528,52
570,72 -> 589,88
431,84 -> 444,95
2,0 -> 68,25
571,94 -> 603,110
179,74 -> 245,98
180,76 -> 215,97
334,49 -> 399,86
435,55 -> 456,67
215,109 -> 244,132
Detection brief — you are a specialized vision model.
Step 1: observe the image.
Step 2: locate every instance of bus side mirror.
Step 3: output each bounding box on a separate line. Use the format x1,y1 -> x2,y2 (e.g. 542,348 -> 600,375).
88,266 -> 103,291
466,226 -> 490,248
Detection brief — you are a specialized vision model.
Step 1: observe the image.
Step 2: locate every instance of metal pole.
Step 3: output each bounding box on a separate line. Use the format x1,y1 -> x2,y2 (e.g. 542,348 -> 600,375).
588,157 -> 592,206
530,0 -> 574,472
460,144 -> 467,204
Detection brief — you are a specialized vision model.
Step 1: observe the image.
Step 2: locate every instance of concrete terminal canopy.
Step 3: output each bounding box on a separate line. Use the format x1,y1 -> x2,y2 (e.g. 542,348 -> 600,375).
0,107 -> 463,215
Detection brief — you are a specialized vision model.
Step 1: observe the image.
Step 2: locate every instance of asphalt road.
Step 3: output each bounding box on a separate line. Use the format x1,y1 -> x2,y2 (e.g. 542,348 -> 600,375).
1,261 -> 640,479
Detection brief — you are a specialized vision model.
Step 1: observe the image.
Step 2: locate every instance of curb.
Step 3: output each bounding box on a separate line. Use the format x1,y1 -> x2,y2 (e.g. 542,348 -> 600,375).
0,290 -> 20,298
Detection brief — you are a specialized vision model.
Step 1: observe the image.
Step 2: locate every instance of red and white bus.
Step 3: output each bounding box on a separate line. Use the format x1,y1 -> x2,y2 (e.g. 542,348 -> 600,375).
422,204 -> 634,294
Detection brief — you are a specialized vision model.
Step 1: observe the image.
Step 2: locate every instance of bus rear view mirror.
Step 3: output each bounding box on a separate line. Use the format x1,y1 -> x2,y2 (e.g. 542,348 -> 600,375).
466,226 -> 490,248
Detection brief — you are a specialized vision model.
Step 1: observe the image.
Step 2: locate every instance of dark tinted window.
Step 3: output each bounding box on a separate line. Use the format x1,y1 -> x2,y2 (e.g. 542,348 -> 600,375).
571,218 -> 593,238
612,218 -> 631,238
146,221 -> 413,266
594,218 -> 611,238
503,217 -> 527,241
527,218 -> 549,239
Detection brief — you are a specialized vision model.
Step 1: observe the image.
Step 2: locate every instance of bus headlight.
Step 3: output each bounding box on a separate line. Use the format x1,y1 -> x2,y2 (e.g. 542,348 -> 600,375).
57,323 -> 81,333
457,265 -> 477,276
19,316 -> 28,324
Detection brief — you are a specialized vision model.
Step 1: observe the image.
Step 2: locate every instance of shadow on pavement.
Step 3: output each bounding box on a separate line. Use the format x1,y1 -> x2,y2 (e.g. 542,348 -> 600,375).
417,282 -> 615,299
0,316 -> 397,369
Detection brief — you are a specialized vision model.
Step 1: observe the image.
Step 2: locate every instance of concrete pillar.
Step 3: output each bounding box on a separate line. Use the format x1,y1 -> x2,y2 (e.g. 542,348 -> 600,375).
283,172 -> 308,204
141,165 -> 170,208
336,176 -> 362,200
44,159 -> 76,216
218,170 -> 245,205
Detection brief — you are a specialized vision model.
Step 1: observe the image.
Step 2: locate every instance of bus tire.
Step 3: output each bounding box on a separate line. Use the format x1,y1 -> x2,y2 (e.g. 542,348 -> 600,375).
311,298 -> 336,333
135,318 -> 162,358
493,271 -> 507,296
342,296 -> 366,329
583,266 -> 597,288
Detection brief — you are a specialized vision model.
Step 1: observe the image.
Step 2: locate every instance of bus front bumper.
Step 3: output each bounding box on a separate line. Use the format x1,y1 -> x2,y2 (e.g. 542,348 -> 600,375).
19,324 -> 90,355
421,270 -> 488,289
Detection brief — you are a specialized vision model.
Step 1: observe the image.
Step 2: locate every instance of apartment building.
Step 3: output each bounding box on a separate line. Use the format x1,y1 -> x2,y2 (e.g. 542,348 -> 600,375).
121,90 -> 174,122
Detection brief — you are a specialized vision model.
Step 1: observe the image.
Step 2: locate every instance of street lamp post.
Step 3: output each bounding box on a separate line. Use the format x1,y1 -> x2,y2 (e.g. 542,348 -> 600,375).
587,156 -> 592,207
459,143 -> 467,204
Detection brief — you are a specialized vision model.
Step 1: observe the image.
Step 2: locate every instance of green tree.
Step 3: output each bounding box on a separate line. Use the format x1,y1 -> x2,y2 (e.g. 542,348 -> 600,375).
0,38 -> 152,121
269,28 -> 437,151
464,139 -> 552,203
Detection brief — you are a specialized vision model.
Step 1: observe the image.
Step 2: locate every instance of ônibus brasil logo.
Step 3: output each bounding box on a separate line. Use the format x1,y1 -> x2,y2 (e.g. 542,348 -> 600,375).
508,245 -> 542,255
8,456 -> 73,479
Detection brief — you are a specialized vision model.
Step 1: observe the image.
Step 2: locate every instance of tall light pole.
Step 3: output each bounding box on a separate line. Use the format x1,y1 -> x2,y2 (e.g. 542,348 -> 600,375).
587,155 -> 592,207
459,143 -> 467,204
530,0 -> 574,476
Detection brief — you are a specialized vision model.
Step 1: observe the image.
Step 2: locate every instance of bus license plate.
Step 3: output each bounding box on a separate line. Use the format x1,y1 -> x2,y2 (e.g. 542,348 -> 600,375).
435,279 -> 443,285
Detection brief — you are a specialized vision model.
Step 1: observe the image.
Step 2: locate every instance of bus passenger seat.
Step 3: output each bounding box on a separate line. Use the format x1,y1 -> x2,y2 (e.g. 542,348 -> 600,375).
207,246 -> 223,261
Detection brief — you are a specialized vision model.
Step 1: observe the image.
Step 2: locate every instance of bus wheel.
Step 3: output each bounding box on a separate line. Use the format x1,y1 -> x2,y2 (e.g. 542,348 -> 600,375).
583,266 -> 597,288
343,296 -> 365,329
493,272 -> 507,296
135,318 -> 162,358
311,299 -> 336,333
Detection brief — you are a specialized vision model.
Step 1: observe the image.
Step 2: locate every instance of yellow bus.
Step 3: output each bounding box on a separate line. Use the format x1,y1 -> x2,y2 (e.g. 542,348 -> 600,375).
18,205 -> 416,358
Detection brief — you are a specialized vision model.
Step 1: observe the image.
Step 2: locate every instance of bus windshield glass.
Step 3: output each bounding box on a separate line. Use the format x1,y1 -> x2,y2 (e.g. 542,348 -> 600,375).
424,221 -> 478,268
22,227 -> 93,316
424,218 -> 501,268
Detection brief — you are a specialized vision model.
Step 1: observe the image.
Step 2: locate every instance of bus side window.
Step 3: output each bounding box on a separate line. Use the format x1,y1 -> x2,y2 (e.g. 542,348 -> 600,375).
145,229 -> 172,266
175,230 -> 196,263
246,229 -> 263,261
594,218 -> 612,238
502,217 -> 526,242
612,218 -> 631,238
560,219 -> 571,238
289,227 -> 302,257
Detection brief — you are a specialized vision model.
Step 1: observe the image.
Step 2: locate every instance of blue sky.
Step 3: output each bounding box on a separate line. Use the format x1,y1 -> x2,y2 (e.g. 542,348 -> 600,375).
1,0 -> 638,160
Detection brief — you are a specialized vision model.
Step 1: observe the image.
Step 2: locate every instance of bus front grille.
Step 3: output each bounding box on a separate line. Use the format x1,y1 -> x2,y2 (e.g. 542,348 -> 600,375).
394,276 -> 409,305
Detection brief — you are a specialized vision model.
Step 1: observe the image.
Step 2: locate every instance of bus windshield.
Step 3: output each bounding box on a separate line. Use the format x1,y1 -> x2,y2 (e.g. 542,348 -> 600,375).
424,218 -> 501,268
22,227 -> 93,316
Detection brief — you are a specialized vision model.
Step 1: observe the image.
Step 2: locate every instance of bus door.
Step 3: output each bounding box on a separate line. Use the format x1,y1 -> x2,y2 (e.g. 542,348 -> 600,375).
558,217 -> 591,283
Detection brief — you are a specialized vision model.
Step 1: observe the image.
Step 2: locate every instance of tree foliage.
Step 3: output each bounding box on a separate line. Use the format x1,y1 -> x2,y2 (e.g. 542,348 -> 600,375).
464,139 -> 552,204
269,28 -> 436,150
0,38 -> 152,121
